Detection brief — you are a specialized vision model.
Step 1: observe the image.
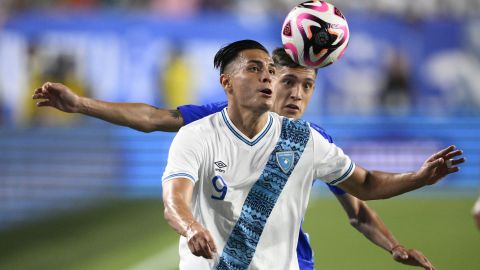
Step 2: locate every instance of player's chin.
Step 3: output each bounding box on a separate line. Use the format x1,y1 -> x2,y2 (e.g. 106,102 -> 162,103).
257,100 -> 273,111
281,109 -> 301,119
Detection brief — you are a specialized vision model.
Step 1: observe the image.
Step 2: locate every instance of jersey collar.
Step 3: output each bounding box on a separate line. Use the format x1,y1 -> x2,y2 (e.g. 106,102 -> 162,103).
221,108 -> 273,146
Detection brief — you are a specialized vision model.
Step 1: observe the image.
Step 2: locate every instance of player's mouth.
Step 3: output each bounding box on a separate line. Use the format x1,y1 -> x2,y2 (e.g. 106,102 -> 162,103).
285,104 -> 300,111
259,88 -> 273,98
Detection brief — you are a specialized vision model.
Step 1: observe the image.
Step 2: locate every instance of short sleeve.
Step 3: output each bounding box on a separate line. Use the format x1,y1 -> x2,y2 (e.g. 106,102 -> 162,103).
311,127 -> 355,186
162,127 -> 204,184
177,101 -> 227,125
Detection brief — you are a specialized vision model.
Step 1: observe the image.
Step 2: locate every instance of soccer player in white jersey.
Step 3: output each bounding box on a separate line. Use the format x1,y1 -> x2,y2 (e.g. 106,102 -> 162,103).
160,40 -> 463,269
33,43 -> 462,269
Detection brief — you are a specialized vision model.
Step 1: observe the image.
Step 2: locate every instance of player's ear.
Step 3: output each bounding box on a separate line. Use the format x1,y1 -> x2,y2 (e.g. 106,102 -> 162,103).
220,74 -> 232,92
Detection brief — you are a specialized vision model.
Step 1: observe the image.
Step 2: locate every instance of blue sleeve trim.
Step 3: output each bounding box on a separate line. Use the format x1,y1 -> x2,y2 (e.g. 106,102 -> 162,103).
177,101 -> 228,125
329,161 -> 355,185
162,172 -> 196,183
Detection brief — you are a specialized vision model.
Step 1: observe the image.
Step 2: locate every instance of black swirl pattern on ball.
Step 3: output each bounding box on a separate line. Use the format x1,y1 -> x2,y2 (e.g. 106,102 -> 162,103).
296,13 -> 343,65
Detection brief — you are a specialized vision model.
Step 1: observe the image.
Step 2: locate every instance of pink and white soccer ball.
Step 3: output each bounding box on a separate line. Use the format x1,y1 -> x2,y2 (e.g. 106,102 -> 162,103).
281,1 -> 350,68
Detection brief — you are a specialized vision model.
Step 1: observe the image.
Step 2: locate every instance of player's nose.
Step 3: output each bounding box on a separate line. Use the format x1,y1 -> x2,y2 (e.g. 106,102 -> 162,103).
290,86 -> 303,100
261,71 -> 272,84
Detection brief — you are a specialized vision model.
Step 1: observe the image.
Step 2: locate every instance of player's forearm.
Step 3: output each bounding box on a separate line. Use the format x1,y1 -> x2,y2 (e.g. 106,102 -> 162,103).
358,170 -> 424,200
352,201 -> 400,252
78,97 -> 181,132
163,195 -> 198,237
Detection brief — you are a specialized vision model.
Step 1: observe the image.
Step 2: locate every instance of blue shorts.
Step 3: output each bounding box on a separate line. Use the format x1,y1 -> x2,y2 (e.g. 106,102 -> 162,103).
297,227 -> 314,270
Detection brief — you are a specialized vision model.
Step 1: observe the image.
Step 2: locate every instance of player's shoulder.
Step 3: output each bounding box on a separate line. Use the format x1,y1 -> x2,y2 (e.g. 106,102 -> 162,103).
308,122 -> 334,143
178,110 -> 222,134
177,101 -> 228,125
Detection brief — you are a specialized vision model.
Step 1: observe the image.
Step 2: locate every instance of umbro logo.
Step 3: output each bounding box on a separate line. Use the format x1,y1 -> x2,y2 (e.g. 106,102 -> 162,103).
214,161 -> 227,173
214,161 -> 227,168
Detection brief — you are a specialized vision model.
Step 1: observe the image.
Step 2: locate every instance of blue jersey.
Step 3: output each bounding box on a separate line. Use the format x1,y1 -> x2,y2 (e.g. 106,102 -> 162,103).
177,102 -> 347,269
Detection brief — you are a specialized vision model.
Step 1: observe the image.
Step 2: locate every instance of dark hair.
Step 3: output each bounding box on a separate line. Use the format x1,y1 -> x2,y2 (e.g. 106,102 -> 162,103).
213,39 -> 269,74
272,47 -> 318,74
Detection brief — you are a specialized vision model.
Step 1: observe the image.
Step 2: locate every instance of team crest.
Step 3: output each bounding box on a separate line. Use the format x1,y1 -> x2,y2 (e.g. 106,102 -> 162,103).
276,151 -> 295,174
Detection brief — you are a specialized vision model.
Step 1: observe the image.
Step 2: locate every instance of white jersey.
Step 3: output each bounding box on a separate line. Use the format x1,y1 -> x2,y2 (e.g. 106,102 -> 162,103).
162,108 -> 354,270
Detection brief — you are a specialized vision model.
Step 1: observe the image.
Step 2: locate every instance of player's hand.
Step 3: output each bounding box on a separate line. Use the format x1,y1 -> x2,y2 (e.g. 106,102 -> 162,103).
473,198 -> 480,230
32,82 -> 81,113
392,245 -> 436,270
415,145 -> 465,186
474,212 -> 480,230
185,221 -> 217,259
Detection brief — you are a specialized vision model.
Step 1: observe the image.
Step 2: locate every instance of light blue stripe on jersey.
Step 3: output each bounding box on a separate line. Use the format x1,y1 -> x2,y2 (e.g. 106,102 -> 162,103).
162,172 -> 196,183
221,109 -> 273,146
216,118 -> 311,270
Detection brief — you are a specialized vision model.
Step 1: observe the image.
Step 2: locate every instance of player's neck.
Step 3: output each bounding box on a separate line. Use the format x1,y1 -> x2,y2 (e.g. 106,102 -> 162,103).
226,106 -> 269,139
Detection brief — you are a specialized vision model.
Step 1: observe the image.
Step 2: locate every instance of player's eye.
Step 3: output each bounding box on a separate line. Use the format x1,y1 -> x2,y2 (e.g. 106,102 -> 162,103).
304,82 -> 313,90
268,68 -> 276,75
248,66 -> 259,72
283,79 -> 293,86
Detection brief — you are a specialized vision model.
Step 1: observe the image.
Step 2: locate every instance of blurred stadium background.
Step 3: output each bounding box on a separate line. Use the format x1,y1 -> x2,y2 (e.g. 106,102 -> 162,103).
0,0 -> 479,269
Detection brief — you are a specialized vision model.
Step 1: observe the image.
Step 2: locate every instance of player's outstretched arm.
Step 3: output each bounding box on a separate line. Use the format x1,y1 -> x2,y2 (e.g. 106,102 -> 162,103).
336,194 -> 435,269
473,195 -> 480,230
32,82 -> 184,132
338,145 -> 465,200
162,179 -> 217,259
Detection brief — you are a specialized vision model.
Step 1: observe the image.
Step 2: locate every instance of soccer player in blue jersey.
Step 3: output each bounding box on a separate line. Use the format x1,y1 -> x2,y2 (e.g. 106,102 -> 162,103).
174,48 -> 440,269
33,41 -> 463,269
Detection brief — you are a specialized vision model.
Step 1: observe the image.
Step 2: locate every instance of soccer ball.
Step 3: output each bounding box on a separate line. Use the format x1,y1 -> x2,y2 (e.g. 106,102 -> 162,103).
281,1 -> 350,68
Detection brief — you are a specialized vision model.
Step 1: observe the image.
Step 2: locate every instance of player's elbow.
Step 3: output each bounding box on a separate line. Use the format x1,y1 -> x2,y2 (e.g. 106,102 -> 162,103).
136,125 -> 156,133
348,190 -> 375,201
136,118 -> 158,132
124,120 -> 157,133
133,112 -> 164,133
353,174 -> 393,200
355,192 -> 392,201
132,127 -> 149,133
349,217 -> 360,229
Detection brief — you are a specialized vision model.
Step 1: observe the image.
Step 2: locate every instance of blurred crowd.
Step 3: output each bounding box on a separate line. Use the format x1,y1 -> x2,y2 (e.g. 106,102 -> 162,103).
0,0 -> 479,18
0,0 -> 479,127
